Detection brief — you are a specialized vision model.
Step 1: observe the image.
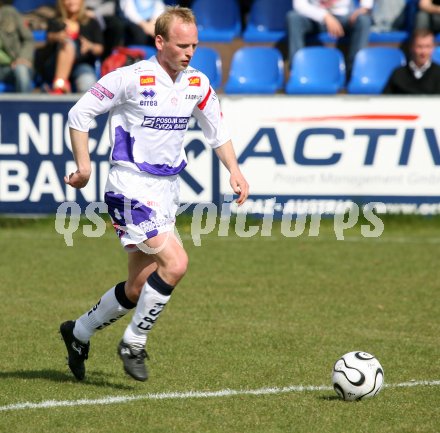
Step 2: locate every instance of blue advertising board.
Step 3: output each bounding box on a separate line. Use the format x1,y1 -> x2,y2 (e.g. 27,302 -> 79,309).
0,95 -> 218,214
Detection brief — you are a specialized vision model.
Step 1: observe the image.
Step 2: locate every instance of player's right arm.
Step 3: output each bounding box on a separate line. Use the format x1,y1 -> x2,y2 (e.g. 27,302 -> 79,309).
66,69 -> 126,189
64,129 -> 92,188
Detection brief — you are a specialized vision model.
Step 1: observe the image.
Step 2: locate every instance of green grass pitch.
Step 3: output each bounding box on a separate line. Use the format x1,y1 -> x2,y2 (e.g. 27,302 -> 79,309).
0,215 -> 439,432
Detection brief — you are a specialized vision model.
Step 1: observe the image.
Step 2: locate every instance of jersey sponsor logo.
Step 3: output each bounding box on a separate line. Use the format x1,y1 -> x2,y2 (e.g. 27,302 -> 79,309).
140,88 -> 158,106
140,75 -> 156,86
89,82 -> 114,101
89,87 -> 104,100
141,116 -> 190,130
141,88 -> 156,99
188,76 -> 201,86
185,94 -> 201,100
94,82 -> 114,99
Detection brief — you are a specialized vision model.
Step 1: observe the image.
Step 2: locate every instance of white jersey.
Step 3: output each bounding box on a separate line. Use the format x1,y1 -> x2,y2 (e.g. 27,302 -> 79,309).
68,56 -> 230,176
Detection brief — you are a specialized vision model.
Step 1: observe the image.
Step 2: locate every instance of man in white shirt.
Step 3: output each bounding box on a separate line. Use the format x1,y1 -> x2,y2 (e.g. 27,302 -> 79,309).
287,0 -> 374,75
60,6 -> 249,382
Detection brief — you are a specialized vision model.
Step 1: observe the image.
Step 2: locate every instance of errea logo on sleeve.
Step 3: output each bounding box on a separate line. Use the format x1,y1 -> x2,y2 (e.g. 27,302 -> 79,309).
140,76 -> 156,86
188,76 -> 201,86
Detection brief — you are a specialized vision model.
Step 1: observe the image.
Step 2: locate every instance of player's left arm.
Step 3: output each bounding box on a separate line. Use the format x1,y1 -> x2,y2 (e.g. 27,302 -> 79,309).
193,79 -> 249,205
215,140 -> 249,206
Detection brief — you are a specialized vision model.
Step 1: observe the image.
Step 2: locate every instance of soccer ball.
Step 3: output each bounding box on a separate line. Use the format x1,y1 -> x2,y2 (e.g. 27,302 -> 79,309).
332,351 -> 384,401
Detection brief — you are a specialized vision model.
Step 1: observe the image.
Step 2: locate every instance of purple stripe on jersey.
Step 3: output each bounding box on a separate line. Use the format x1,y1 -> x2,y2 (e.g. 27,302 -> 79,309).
112,126 -> 135,163
135,159 -> 187,176
104,191 -> 154,226
112,126 -> 187,176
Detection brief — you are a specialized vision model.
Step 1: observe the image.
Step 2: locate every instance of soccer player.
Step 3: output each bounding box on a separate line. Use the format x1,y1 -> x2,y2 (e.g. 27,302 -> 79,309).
60,6 -> 249,382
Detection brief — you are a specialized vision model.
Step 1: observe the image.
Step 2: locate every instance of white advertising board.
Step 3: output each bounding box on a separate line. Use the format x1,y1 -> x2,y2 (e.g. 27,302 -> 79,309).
219,96 -> 440,213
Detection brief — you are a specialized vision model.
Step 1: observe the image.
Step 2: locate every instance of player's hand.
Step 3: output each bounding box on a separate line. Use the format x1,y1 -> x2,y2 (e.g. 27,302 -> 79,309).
64,169 -> 91,189
230,170 -> 249,206
324,14 -> 344,38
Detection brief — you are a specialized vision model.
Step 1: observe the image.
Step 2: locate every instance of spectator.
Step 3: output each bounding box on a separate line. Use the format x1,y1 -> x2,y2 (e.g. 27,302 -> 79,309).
118,0 -> 166,46
85,0 -> 125,59
35,0 -> 104,94
371,0 -> 407,33
415,0 -> 440,33
287,0 -> 373,74
383,29 -> 440,94
0,0 -> 34,92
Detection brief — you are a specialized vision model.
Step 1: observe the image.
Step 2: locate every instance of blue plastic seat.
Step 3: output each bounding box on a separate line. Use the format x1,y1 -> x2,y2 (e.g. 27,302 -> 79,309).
190,47 -> 222,90
0,82 -> 14,93
368,0 -> 417,43
14,0 -> 54,13
224,47 -> 284,94
286,47 -> 346,94
192,0 -> 241,42
432,46 -> 440,65
347,47 -> 406,94
32,30 -> 47,42
433,46 -> 440,65
243,0 -> 291,43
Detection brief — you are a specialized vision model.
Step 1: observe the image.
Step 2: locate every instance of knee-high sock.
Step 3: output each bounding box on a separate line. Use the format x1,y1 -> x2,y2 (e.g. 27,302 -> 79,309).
73,282 -> 136,343
123,271 -> 174,348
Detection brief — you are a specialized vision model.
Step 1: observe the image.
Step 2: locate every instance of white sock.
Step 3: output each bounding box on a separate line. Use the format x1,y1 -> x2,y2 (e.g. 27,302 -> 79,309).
123,271 -> 174,348
73,282 -> 136,343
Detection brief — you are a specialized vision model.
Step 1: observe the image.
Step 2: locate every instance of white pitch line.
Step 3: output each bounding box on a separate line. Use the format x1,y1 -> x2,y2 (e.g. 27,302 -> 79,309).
0,380 -> 439,413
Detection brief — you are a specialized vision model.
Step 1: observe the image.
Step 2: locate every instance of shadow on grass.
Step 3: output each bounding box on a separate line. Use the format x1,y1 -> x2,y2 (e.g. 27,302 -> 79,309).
0,369 -> 135,390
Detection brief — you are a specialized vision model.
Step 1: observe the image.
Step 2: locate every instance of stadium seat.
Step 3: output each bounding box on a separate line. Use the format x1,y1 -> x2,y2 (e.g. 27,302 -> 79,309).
192,0 -> 241,42
0,82 -> 14,93
368,0 -> 417,43
285,47 -> 346,95
190,47 -> 222,90
242,0 -> 291,43
224,46 -> 284,94
14,0 -> 54,13
433,46 -> 440,65
32,30 -> 47,42
347,47 -> 406,94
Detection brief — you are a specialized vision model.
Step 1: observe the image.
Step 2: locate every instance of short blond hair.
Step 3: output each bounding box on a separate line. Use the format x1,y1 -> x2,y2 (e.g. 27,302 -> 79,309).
155,6 -> 197,40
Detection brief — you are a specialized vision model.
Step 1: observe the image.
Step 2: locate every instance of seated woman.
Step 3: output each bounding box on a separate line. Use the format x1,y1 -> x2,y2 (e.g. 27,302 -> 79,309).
36,0 -> 104,93
118,0 -> 165,46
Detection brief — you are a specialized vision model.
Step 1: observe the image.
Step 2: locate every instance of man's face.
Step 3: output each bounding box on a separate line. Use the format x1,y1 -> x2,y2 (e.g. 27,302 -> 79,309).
156,18 -> 198,77
412,35 -> 435,67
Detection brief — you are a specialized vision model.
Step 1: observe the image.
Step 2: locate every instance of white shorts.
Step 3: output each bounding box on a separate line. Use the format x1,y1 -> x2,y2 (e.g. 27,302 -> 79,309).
104,166 -> 180,251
